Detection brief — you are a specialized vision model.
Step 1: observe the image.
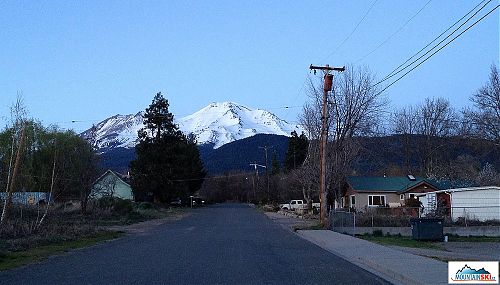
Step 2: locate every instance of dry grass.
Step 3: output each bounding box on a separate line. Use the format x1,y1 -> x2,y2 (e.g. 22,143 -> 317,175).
0,199 -> 177,255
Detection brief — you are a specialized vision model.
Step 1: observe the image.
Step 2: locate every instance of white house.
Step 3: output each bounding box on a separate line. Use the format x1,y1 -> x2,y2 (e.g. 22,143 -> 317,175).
91,170 -> 134,200
418,186 -> 500,222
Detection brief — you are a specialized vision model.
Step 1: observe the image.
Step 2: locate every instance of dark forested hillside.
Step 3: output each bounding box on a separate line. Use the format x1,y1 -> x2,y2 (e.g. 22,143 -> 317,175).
99,147 -> 136,173
99,134 -> 499,177
201,134 -> 290,175
353,135 -> 499,176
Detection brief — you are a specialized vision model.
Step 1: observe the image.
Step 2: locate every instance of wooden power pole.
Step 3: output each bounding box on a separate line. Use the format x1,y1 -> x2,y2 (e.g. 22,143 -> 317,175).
309,64 -> 345,227
259,145 -> 272,201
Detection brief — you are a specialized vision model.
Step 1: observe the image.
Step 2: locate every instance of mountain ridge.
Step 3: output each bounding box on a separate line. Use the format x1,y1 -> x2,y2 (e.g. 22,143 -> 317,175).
81,102 -> 304,152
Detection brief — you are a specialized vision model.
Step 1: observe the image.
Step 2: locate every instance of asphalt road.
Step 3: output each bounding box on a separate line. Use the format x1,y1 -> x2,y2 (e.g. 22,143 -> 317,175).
0,204 -> 390,285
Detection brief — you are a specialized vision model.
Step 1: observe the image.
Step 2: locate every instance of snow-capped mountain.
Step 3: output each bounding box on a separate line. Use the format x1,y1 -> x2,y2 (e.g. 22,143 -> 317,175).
81,102 -> 303,152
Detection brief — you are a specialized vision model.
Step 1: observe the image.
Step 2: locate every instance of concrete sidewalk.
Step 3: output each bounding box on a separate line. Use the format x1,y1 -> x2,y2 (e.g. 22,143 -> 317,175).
297,230 -> 448,285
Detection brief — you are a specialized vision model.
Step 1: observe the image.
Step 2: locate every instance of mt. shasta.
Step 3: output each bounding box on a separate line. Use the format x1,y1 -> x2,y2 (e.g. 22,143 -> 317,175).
81,102 -> 303,152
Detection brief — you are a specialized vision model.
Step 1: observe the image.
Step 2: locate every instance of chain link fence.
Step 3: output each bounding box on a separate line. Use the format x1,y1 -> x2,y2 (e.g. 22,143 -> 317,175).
329,206 -> 500,232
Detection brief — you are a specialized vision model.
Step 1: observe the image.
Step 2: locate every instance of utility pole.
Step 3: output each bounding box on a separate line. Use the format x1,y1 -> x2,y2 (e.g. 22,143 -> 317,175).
259,145 -> 273,202
309,64 -> 345,227
250,163 -> 266,202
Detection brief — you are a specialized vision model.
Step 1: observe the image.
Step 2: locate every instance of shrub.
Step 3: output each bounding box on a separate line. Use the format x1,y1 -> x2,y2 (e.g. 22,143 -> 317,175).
137,202 -> 154,210
112,198 -> 134,214
372,229 -> 383,237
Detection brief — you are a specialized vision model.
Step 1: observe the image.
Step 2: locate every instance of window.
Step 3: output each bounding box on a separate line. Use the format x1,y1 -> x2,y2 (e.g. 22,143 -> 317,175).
368,195 -> 386,206
400,194 -> 405,200
291,201 -> 296,205
350,195 -> 356,206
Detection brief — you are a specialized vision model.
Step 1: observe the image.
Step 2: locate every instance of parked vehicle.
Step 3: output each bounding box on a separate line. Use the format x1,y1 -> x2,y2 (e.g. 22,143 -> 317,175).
170,197 -> 205,207
280,200 -> 319,211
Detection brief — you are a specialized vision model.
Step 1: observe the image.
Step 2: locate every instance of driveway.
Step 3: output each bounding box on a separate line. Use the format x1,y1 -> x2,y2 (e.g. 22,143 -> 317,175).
0,204 -> 390,285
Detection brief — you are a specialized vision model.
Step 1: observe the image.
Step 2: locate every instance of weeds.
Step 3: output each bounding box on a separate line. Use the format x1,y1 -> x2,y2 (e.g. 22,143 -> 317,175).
0,231 -> 124,271
0,198 -> 173,254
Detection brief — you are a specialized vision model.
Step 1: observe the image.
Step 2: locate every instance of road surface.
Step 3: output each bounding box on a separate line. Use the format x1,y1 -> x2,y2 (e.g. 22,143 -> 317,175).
0,204 -> 390,285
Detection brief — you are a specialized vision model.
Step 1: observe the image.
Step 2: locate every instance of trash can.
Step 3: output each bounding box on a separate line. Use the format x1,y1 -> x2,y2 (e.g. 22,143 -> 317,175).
410,218 -> 444,241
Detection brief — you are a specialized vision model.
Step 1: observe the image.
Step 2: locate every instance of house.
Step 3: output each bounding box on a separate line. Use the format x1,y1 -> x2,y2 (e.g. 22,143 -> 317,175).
91,170 -> 134,200
342,175 -> 439,211
418,186 -> 500,222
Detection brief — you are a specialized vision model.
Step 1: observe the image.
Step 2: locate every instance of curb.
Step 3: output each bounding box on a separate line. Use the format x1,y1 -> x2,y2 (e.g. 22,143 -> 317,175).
295,230 -> 428,285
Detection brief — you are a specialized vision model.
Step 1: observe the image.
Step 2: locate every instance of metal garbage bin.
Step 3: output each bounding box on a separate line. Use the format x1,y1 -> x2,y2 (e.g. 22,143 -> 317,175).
410,218 -> 444,241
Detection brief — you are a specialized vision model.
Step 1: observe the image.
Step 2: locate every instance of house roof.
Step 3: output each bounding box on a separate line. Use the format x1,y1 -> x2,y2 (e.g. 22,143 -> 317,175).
416,186 -> 500,196
347,176 -> 436,193
424,179 -> 477,190
94,170 -> 131,187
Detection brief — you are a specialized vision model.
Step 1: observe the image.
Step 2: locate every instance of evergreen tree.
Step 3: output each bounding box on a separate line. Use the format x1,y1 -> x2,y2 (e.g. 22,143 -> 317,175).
284,131 -> 309,172
271,152 -> 281,175
130,92 -> 205,202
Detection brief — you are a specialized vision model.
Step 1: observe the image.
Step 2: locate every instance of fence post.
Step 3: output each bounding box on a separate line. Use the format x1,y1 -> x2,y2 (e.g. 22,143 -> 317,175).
371,213 -> 374,228
353,212 -> 356,229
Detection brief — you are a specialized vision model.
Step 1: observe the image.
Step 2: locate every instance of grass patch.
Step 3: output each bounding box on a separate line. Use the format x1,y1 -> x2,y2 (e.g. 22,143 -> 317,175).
0,231 -> 124,271
292,223 -> 324,231
0,201 -> 189,271
446,235 -> 500,242
358,235 -> 444,250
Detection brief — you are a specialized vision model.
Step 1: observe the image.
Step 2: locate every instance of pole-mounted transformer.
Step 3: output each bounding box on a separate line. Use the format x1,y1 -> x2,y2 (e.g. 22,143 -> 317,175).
308,63 -> 345,228
324,74 -> 334,91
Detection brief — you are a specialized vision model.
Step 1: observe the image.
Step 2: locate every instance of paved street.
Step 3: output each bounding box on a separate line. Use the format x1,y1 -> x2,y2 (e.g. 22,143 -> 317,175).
0,204 -> 390,285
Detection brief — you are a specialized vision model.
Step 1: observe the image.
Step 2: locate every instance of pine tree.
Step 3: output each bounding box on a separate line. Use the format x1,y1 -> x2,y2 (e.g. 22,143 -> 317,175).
130,92 -> 206,202
139,92 -> 180,141
271,152 -> 281,175
284,131 -> 309,172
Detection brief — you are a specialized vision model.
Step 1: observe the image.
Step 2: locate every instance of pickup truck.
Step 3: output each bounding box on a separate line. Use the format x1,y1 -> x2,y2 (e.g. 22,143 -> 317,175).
280,199 -> 320,211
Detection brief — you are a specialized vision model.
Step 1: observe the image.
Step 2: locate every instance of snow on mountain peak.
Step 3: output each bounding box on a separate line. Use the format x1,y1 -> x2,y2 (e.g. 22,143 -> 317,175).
83,102 -> 304,151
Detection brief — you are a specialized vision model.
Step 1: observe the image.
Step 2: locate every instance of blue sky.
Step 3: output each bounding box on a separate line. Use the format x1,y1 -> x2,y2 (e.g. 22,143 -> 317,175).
1,1 -> 498,133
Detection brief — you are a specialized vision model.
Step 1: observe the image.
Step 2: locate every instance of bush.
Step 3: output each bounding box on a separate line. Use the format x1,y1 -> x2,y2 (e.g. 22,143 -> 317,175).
112,199 -> 134,214
355,213 -> 411,227
372,229 -> 383,237
94,197 -> 134,214
137,202 -> 154,210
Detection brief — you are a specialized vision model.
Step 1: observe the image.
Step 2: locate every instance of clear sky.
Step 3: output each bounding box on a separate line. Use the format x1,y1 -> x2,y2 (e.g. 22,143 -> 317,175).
1,1 -> 498,133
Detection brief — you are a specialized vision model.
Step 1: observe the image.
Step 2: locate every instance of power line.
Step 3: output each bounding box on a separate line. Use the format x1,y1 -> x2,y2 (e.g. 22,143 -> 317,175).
375,0 -> 493,86
355,0 -> 433,63
379,0 -> 488,84
374,4 -> 500,97
321,0 -> 379,62
18,172 -> 252,184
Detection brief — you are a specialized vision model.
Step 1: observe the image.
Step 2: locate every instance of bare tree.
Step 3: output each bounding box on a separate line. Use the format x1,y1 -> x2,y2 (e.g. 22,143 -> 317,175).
469,64 -> 500,144
289,144 -> 320,211
476,162 -> 500,186
392,105 -> 419,174
393,97 -> 458,176
416,97 -> 458,175
300,65 -> 387,208
0,95 -> 28,224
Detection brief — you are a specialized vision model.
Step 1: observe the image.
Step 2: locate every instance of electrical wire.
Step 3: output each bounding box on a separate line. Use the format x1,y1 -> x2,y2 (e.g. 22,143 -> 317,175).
320,0 -> 379,62
355,0 -> 433,63
374,4 -> 500,97
375,0 -> 492,86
